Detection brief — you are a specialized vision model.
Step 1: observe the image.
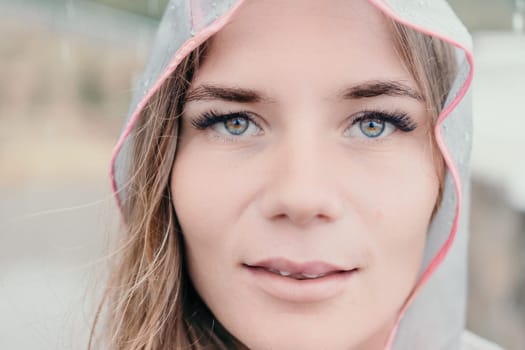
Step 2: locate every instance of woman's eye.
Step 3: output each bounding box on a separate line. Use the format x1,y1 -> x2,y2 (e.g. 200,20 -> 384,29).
191,110 -> 415,141
213,115 -> 263,138
190,111 -> 263,139
359,119 -> 391,138
345,118 -> 396,138
343,111 -> 416,139
221,116 -> 251,135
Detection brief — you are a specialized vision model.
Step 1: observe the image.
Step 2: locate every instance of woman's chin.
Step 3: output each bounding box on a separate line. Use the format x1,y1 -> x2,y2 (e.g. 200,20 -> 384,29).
226,317 -> 390,350
240,335 -> 344,350
238,333 -> 368,350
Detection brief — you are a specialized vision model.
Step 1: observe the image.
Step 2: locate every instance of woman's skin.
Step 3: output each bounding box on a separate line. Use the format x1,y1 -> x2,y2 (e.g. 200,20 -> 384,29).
171,0 -> 439,349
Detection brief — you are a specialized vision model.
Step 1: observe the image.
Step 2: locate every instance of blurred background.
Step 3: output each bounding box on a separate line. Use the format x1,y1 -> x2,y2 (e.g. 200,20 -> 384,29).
0,0 -> 524,349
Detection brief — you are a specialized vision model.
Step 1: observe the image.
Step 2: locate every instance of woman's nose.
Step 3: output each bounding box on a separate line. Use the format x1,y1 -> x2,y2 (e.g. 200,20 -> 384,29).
257,132 -> 344,227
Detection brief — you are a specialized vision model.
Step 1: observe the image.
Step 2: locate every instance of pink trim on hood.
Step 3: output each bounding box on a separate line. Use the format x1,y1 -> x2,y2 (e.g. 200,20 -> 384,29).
109,0 -> 247,209
366,1 -> 474,348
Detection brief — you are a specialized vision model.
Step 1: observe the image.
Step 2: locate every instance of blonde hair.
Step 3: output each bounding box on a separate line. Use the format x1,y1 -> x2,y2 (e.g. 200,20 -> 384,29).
88,20 -> 457,350
389,20 -> 457,211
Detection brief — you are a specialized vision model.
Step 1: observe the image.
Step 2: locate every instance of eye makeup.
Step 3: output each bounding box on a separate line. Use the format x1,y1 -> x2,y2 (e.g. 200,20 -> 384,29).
190,110 -> 260,131
188,108 -> 418,139
351,110 -> 418,133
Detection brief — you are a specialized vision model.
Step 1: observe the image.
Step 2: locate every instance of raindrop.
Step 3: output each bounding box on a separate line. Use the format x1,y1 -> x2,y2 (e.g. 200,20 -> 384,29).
190,28 -> 195,36
141,77 -> 151,95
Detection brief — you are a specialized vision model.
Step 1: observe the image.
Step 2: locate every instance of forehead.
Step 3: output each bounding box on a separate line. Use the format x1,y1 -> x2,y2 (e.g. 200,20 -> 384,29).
193,0 -> 413,93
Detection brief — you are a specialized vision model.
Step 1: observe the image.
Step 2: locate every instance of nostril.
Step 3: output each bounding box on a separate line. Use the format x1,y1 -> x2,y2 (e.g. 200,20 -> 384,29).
256,180 -> 344,226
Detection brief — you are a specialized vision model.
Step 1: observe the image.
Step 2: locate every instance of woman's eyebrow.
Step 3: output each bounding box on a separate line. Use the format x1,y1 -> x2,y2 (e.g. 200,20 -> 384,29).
184,80 -> 423,104
339,80 -> 423,101
184,84 -> 275,104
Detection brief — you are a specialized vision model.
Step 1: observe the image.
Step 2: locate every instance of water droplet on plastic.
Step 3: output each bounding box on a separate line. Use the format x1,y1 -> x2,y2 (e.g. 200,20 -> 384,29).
142,79 -> 151,95
190,28 -> 195,36
463,132 -> 470,141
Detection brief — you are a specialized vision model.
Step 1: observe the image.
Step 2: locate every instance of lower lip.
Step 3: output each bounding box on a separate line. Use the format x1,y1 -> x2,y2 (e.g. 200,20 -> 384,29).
243,265 -> 358,303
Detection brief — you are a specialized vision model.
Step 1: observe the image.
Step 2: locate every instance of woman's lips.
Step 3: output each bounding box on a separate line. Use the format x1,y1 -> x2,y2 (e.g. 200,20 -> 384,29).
242,258 -> 359,303
246,258 -> 352,276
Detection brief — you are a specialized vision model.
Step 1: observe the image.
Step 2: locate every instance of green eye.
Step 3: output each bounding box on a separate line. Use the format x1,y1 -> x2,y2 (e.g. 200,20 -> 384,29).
224,116 -> 249,135
359,119 -> 386,138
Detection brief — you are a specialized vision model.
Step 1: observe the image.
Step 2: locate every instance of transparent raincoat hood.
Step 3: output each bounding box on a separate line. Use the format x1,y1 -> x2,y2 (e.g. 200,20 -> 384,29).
110,1 -> 474,349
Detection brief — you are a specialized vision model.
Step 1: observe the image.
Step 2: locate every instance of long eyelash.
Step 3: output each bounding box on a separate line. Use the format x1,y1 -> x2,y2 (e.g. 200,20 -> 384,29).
352,110 -> 417,132
190,109 -> 417,133
190,110 -> 255,130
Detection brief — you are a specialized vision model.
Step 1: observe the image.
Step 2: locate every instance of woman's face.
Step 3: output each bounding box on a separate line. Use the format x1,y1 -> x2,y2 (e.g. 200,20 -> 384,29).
171,0 -> 439,349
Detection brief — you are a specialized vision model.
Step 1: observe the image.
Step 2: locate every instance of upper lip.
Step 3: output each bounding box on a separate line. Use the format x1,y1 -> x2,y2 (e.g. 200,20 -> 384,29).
244,258 -> 354,275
